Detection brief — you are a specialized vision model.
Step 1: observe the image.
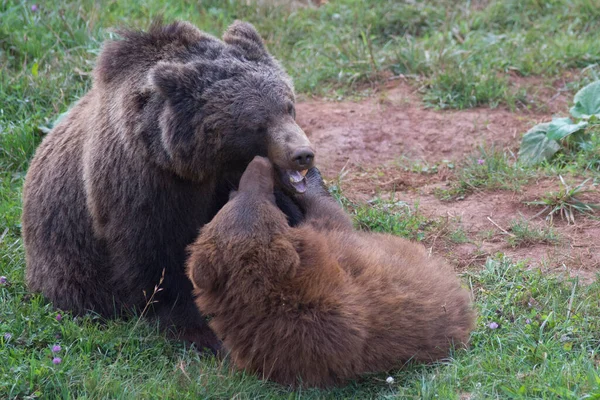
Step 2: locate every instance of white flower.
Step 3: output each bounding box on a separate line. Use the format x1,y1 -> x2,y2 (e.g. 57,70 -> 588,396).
386,376 -> 394,384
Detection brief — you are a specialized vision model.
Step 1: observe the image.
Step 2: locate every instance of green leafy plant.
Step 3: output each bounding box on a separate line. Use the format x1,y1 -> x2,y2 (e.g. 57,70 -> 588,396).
519,80 -> 600,165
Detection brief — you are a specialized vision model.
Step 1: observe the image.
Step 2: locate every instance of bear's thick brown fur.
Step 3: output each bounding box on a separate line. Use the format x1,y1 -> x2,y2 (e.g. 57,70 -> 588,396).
22,21 -> 315,351
187,157 -> 476,388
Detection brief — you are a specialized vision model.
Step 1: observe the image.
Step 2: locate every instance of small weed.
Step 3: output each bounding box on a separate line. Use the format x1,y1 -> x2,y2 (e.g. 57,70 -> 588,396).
448,226 -> 470,244
329,183 -> 431,241
435,147 -> 532,201
506,218 -> 560,248
353,198 -> 429,241
526,176 -> 600,224
477,229 -> 497,241
567,64 -> 600,92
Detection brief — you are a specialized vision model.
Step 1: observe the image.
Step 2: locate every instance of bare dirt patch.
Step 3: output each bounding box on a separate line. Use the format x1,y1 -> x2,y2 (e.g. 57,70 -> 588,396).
508,72 -> 576,115
297,81 -> 542,176
297,82 -> 599,281
348,171 -> 599,282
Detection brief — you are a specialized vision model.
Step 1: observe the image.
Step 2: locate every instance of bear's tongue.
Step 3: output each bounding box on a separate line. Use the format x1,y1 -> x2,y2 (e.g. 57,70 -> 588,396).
286,170 -> 307,194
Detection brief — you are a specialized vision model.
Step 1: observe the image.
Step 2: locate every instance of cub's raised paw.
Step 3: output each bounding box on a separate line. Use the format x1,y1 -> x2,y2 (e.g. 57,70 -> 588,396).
300,167 -> 331,198
238,156 -> 275,195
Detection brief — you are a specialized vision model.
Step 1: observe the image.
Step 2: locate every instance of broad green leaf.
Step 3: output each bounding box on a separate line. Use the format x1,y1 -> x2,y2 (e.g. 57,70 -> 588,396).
31,62 -> 39,77
546,117 -> 587,141
570,80 -> 600,119
518,122 -> 561,165
571,130 -> 593,151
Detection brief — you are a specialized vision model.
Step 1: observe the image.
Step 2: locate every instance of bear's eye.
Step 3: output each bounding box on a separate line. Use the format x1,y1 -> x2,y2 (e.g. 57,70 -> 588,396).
287,103 -> 295,119
256,125 -> 268,136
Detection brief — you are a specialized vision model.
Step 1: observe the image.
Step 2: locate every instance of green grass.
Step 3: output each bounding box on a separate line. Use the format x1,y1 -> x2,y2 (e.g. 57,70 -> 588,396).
2,0 -> 600,398
3,248 -> 600,398
344,196 -> 430,241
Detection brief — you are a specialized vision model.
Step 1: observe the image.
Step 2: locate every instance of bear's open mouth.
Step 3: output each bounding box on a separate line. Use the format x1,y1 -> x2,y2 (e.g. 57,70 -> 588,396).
278,168 -> 308,194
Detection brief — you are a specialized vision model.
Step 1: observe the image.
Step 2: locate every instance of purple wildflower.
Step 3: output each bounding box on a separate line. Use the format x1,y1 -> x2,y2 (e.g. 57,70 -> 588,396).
0,276 -> 7,285
525,318 -> 531,324
56,314 -> 62,321
52,357 -> 62,365
488,322 -> 499,329
3,333 -> 11,340
477,159 -> 485,165
31,4 -> 38,12
52,345 -> 61,353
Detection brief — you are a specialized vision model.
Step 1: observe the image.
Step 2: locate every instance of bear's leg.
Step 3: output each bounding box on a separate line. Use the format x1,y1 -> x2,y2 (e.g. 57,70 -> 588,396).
156,290 -> 222,354
84,158 -> 222,352
22,155 -> 119,317
102,219 -> 222,352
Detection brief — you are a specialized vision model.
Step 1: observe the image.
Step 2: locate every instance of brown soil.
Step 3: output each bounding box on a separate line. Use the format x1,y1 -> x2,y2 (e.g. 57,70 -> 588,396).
297,81 -> 538,174
508,72 -> 577,115
296,81 -> 600,282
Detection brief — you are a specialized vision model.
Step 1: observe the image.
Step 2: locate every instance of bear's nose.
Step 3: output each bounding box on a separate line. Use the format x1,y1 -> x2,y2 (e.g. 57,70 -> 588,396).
292,147 -> 315,169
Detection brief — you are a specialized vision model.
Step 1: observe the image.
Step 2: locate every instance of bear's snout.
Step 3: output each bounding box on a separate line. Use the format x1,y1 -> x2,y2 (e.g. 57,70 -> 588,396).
267,118 -> 315,194
291,147 -> 314,170
268,119 -> 315,172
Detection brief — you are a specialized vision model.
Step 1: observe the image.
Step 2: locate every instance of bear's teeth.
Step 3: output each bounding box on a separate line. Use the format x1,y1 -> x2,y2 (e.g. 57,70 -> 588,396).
281,169 -> 307,193
288,170 -> 304,183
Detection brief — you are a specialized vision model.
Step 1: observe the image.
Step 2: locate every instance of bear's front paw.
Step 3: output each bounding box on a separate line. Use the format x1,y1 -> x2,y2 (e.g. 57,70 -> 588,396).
301,167 -> 330,197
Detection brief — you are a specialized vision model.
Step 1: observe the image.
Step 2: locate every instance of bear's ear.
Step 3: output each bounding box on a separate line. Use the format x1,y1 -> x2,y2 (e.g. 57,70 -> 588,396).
149,61 -> 229,102
149,62 -> 197,102
223,20 -> 270,62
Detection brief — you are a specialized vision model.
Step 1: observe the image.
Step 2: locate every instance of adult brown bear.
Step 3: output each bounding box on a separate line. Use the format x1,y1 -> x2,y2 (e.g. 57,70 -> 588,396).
187,157 -> 476,388
22,21 -> 314,351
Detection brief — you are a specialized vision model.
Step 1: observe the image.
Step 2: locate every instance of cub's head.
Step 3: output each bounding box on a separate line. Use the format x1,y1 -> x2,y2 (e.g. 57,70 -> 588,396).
146,21 -> 314,193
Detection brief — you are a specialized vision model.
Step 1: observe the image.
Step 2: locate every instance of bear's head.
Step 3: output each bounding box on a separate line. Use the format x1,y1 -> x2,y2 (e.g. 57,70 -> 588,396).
147,21 -> 314,193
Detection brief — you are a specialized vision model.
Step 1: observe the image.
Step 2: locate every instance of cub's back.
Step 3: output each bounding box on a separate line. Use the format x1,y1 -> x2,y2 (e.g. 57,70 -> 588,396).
324,230 -> 475,368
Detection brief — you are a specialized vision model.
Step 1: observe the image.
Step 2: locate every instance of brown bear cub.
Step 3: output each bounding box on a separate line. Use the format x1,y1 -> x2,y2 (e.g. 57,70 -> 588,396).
186,157 -> 476,388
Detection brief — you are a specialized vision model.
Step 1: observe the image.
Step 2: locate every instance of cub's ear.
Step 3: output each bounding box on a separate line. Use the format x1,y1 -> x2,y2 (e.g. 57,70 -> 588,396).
186,238 -> 223,293
223,20 -> 269,62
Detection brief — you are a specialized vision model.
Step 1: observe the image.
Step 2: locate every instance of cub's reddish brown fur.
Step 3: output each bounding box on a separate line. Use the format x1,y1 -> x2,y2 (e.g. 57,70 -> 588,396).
187,157 -> 476,388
